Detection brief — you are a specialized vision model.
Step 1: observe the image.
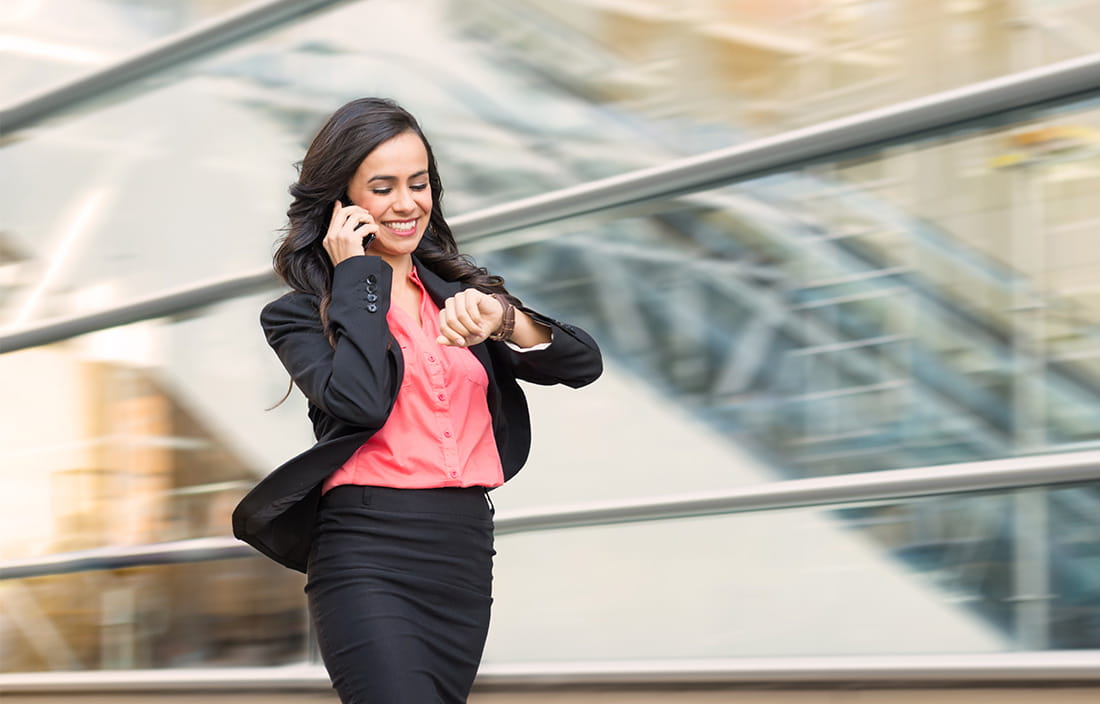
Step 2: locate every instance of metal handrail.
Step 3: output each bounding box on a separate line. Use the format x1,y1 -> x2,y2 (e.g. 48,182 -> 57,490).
4,449 -> 1098,581
0,0 -> 352,134
3,53 -> 1100,353
0,269 -> 279,352
2,651 -> 1100,689
0,537 -> 244,581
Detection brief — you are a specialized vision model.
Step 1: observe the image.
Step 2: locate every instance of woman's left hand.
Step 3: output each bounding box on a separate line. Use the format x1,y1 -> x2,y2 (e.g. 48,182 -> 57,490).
437,290 -> 505,347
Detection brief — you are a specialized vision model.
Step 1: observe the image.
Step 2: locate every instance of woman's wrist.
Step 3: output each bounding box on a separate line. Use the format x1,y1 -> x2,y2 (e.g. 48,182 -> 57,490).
489,294 -> 515,341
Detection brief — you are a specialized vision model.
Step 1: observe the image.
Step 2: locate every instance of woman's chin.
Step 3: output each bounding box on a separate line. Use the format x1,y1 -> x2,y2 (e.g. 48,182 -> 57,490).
373,239 -> 423,261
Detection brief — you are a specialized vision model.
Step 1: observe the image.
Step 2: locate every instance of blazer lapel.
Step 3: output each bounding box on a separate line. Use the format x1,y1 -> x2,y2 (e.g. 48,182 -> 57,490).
414,256 -> 463,305
414,257 -> 496,376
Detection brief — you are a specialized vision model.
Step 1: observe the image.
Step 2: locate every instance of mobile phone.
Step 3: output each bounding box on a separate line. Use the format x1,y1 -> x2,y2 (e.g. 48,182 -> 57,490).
340,194 -> 375,250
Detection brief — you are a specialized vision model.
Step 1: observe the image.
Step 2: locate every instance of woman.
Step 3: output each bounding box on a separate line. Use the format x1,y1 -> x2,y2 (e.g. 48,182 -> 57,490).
232,97 -> 602,702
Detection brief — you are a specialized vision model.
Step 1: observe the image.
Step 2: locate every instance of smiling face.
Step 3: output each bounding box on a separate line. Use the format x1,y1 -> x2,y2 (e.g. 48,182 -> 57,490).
345,130 -> 433,267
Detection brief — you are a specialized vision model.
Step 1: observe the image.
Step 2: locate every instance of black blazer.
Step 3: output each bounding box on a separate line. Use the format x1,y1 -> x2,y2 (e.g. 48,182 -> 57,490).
232,255 -> 602,572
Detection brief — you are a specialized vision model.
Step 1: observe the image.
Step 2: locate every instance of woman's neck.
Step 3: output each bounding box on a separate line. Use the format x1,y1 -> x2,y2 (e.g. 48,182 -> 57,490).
385,254 -> 422,325
381,253 -> 414,281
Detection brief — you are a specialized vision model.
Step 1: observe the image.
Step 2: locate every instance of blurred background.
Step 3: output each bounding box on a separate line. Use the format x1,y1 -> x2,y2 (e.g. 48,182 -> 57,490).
2,0 -> 1100,700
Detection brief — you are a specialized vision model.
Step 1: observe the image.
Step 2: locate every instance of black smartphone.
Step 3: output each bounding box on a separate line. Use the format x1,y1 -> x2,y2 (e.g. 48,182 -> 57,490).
340,194 -> 375,250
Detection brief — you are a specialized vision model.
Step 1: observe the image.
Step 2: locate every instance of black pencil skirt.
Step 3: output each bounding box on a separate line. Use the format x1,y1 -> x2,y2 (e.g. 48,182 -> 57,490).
305,484 -> 496,704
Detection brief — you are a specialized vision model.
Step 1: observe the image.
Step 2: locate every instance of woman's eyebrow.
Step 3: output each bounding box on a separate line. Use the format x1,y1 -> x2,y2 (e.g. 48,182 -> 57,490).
368,169 -> 429,183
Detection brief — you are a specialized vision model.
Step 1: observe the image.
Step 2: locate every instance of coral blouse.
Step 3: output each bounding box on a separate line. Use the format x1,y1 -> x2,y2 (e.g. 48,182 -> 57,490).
322,267 -> 505,491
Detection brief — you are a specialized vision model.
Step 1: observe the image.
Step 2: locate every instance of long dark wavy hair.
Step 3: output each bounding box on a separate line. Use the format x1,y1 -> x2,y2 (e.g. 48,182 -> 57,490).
273,97 -> 515,344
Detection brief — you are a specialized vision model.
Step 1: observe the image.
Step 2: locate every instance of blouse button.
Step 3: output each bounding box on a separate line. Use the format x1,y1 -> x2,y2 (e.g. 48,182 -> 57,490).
444,431 -> 452,438
450,471 -> 458,478
437,393 -> 445,401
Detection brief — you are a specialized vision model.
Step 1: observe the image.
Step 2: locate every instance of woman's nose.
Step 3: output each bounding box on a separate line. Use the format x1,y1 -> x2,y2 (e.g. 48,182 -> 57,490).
393,188 -> 416,212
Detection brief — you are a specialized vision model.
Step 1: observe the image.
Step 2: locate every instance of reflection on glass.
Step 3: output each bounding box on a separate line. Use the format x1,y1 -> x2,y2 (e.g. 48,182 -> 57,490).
1,559 -> 306,671
474,0 -> 1100,132
3,0 -> 714,327
0,297 -> 314,673
3,483 -> 1097,672
487,484 -> 1100,662
8,0 -> 1100,328
1048,483 -> 1100,648
1,0 -> 258,103
0,294 -> 313,562
466,103 -> 1100,478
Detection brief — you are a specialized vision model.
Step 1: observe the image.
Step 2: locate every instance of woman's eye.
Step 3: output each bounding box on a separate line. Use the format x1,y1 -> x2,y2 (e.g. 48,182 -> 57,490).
411,183 -> 429,191
371,188 -> 392,196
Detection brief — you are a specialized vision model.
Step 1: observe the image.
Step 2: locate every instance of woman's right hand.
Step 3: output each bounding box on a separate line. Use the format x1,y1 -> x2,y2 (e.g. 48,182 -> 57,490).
323,200 -> 379,266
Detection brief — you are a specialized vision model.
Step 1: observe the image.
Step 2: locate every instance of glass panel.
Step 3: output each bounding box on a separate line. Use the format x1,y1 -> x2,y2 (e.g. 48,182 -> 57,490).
4,483 -> 1096,672
487,483 -> 1100,662
0,294 -> 313,560
482,0 -> 1100,133
0,558 -> 307,671
1,0 -> 258,103
8,1 -> 1100,329
1049,482 -> 1100,647
2,0 -> 721,326
10,0 -> 1099,139
0,298 -> 313,673
466,99 -> 1100,480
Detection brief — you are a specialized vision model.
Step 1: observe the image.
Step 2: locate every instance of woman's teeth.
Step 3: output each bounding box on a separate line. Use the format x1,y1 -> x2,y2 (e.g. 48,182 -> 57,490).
385,220 -> 416,234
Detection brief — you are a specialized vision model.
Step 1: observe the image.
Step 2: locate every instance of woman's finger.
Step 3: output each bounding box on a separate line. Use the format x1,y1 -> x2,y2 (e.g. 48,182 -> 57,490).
324,205 -> 376,264
329,200 -> 344,231
341,208 -> 372,232
452,291 -> 483,336
438,302 -> 467,346
465,291 -> 485,331
338,211 -> 376,245
445,297 -> 470,337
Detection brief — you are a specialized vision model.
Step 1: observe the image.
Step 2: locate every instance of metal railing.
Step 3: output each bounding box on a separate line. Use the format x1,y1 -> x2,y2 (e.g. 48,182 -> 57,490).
4,449 -> 1099,580
8,452 -> 1100,688
2,652 -> 1100,690
3,53 -> 1100,353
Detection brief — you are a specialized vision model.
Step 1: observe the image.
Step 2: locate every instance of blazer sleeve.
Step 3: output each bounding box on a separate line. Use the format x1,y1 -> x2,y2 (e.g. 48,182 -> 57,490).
260,256 -> 402,428
491,305 -> 603,389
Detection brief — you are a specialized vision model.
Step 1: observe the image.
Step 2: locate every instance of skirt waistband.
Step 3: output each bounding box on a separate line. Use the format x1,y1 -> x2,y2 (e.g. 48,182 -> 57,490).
321,484 -> 492,519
